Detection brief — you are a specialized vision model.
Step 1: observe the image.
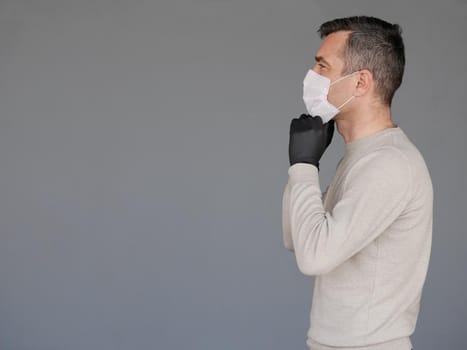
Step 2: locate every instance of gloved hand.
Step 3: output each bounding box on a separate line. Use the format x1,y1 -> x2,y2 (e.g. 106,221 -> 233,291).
288,114 -> 335,170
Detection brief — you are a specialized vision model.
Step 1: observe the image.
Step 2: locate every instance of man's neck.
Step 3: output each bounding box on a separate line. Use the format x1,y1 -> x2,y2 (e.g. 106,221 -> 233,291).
336,105 -> 396,144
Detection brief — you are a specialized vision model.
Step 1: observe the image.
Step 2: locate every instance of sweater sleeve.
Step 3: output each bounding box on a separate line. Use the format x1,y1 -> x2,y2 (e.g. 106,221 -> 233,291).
282,182 -> 295,251
287,148 -> 412,276
282,183 -> 328,252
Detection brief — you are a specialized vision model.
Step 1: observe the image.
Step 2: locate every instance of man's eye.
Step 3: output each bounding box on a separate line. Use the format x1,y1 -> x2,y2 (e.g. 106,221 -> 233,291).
319,63 -> 326,68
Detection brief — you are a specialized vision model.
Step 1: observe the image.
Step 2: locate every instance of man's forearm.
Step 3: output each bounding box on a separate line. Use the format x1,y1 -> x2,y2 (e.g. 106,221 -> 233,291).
282,182 -> 295,252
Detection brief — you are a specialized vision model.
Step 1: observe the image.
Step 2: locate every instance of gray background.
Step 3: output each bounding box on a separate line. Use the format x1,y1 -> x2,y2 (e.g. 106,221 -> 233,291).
0,0 -> 465,349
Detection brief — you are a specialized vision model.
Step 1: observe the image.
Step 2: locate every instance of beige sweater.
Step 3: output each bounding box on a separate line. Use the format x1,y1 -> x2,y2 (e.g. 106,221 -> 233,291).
282,126 -> 433,350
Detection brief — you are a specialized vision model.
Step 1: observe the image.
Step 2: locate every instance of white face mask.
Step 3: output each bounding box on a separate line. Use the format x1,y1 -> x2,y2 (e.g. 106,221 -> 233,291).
302,69 -> 358,123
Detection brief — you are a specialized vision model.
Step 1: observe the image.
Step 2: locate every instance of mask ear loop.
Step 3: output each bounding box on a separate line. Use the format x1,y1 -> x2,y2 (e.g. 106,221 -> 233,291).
330,71 -> 360,86
336,95 -> 355,110
331,71 -> 360,110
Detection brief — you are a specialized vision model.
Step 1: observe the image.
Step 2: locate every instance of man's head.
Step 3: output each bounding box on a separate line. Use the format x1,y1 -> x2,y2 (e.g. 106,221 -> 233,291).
312,16 -> 405,114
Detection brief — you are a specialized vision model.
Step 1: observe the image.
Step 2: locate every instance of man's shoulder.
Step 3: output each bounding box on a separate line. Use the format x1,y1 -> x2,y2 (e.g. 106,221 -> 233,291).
352,145 -> 411,173
342,145 -> 412,192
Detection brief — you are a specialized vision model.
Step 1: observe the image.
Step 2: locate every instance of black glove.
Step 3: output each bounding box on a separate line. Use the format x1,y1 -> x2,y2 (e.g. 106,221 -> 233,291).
288,114 -> 335,170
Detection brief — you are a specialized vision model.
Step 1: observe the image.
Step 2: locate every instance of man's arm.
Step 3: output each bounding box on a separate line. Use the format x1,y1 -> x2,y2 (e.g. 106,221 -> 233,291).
287,148 -> 412,276
282,182 -> 294,251
282,183 -> 328,252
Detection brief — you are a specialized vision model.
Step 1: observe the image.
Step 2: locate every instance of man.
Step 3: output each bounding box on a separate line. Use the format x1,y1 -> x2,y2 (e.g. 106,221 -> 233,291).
282,16 -> 433,350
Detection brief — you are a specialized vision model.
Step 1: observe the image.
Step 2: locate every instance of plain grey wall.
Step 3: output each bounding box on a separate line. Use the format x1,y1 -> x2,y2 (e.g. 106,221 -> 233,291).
0,0 -> 466,349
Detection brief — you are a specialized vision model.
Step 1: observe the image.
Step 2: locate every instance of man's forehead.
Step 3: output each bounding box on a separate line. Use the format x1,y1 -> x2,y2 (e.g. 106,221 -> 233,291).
315,31 -> 351,63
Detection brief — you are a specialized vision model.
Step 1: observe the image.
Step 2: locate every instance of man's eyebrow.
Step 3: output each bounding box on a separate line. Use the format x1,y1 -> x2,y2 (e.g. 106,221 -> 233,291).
315,56 -> 331,67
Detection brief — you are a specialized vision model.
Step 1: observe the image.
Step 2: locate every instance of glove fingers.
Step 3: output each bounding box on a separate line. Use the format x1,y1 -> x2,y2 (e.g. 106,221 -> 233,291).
314,115 -> 324,126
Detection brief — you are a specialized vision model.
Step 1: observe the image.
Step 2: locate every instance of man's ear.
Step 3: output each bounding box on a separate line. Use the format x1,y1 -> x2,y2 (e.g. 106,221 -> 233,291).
354,69 -> 373,97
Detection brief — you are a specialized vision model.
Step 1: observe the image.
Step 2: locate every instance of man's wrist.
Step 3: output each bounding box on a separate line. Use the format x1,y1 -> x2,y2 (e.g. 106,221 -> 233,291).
288,162 -> 320,186
289,160 -> 320,171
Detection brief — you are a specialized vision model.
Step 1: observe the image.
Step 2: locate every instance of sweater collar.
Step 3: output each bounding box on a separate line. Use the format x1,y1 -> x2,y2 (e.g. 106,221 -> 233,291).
344,125 -> 402,154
